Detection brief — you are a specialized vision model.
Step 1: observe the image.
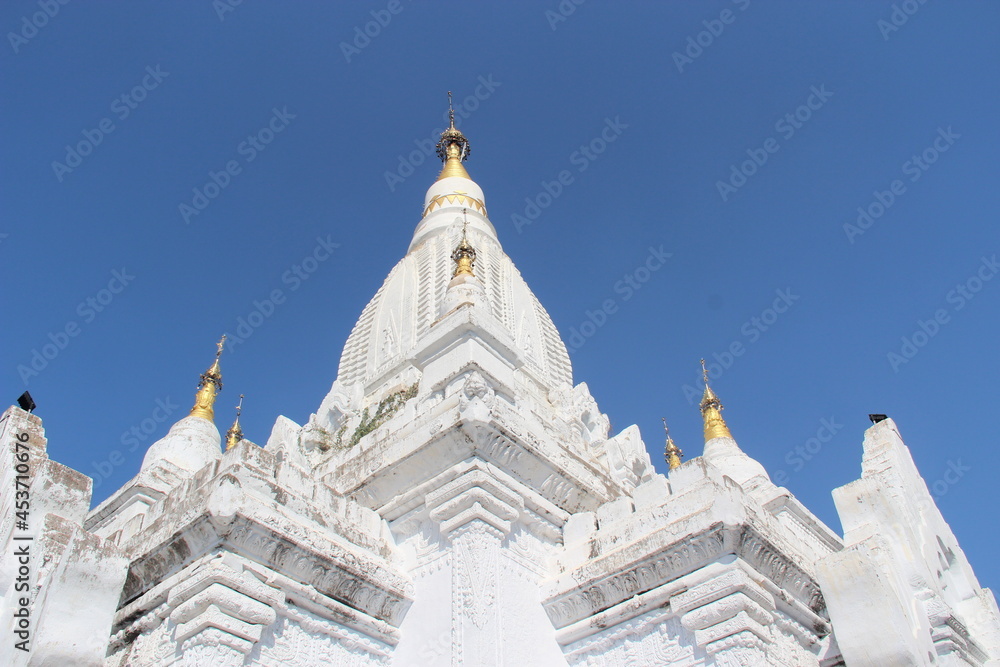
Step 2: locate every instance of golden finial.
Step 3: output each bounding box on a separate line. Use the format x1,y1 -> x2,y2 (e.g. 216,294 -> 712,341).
436,91 -> 471,181
451,210 -> 476,277
699,359 -> 732,441
662,418 -> 683,470
190,335 -> 226,421
225,394 -> 244,451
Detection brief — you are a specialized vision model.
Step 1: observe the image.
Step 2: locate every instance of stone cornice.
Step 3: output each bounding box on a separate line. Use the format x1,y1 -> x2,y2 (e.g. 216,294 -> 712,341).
544,521 -> 827,632
118,473 -> 411,629
545,524 -> 730,630
110,554 -> 400,659
337,403 -> 616,519
426,467 -> 523,537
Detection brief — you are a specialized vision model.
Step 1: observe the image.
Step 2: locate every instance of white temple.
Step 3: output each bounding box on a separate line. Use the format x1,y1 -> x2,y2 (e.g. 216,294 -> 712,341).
2,111 -> 999,666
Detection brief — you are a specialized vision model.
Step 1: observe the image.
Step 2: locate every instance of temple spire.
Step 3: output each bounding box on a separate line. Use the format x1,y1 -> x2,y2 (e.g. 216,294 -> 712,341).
436,91 -> 471,181
699,359 -> 732,441
451,210 -> 477,277
190,336 -> 225,421
662,418 -> 683,470
225,394 -> 244,451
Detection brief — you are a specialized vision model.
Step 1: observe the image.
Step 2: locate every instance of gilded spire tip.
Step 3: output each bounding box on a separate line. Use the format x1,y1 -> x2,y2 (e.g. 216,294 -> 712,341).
662,417 -> 683,470
699,359 -> 731,442
451,210 -> 476,277
436,92 -> 471,181
190,335 -> 226,421
225,394 -> 244,451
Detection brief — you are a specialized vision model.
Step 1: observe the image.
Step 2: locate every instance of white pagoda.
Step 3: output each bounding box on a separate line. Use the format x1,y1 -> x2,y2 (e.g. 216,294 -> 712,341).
2,111 -> 998,666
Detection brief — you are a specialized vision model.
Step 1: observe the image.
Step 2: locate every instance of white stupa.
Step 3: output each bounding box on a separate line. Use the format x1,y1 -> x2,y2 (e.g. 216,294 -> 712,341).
2,107 -> 997,666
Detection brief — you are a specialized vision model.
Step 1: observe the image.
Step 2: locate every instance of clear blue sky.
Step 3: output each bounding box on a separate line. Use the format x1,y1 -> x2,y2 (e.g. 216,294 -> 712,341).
3,2 -> 997,593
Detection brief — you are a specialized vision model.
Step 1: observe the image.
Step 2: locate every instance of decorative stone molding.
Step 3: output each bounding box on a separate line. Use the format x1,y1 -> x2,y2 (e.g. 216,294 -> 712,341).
254,613 -> 392,666
179,619 -> 255,656
672,568 -> 775,619
458,369 -> 495,412
605,424 -> 654,490
451,521 -> 503,630
738,528 -> 824,613
426,467 -> 523,538
142,557 -> 279,659
545,525 -> 729,629
119,475 -> 411,628
111,552 -> 399,665
681,592 -> 774,634
565,614 -> 698,666
177,627 -> 250,666
705,629 -> 768,666
672,568 -> 775,665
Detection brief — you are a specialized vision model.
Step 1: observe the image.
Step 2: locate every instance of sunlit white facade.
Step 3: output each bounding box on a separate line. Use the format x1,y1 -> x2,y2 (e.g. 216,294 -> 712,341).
2,121 -> 998,666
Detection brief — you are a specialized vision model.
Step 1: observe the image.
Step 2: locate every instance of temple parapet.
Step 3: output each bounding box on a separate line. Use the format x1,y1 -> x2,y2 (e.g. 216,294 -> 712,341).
817,418 -> 1000,665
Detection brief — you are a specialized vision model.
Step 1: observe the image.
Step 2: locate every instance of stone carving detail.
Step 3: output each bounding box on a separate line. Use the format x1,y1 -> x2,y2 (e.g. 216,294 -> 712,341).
425,467 -> 524,667
400,519 -> 449,577
112,558 -> 289,665
707,630 -> 768,666
448,520 -> 506,666
540,473 -> 576,506
545,527 -> 728,629
300,415 -> 334,456
453,521 -> 500,629
459,370 -> 495,412
508,513 -> 559,567
566,614 -> 698,666
548,382 -> 611,448
737,529 -> 824,612
427,468 -> 522,536
769,612 -> 827,666
517,312 -> 537,365
337,229 -> 573,389
672,568 -> 779,666
178,628 -> 249,666
482,433 -> 523,467
605,424 -> 654,490
254,614 -> 390,666
113,614 -> 175,665
379,314 -> 399,362
317,380 -> 364,432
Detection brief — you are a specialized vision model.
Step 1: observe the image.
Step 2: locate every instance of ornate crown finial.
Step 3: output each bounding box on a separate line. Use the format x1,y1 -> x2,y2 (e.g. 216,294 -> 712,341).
451,209 -> 476,278
699,359 -> 731,442
190,336 -> 226,421
662,417 -> 683,470
225,394 -> 244,451
436,92 -> 471,181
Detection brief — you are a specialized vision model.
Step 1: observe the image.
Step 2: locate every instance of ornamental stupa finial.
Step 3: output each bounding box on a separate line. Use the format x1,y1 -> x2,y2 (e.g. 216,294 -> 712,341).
436,91 -> 471,181
699,358 -> 732,442
662,417 -> 683,470
451,210 -> 477,278
225,394 -> 244,451
190,336 -> 226,421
